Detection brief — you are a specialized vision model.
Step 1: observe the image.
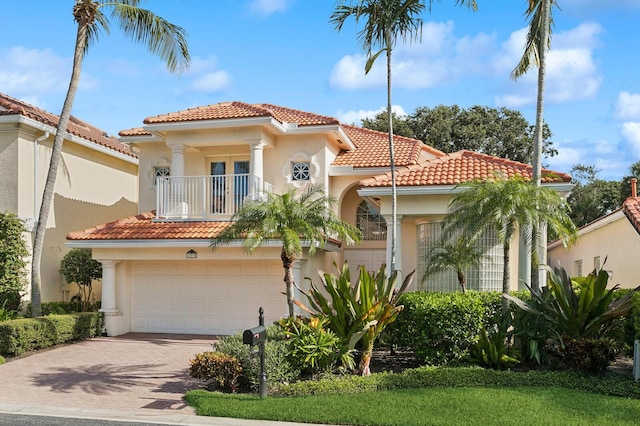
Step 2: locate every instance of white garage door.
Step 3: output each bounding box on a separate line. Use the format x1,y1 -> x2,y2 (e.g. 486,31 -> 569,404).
343,249 -> 387,276
130,260 -> 286,335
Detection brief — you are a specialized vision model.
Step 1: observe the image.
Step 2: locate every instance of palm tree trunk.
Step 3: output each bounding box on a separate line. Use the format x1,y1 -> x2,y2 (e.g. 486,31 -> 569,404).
31,21 -> 87,317
502,241 -> 511,313
386,30 -> 397,275
530,0 -> 550,292
457,269 -> 466,293
359,334 -> 375,376
281,248 -> 296,318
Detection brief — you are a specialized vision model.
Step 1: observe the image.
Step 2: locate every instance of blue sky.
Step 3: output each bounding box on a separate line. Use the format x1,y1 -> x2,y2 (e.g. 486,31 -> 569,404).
2,0 -> 640,180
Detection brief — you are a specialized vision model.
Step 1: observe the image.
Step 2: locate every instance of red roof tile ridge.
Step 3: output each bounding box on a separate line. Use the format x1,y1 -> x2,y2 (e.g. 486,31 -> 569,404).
256,103 -> 340,125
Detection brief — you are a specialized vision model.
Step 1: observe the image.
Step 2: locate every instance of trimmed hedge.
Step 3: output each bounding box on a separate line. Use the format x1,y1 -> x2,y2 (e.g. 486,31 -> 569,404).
272,365 -> 640,399
0,312 -> 103,357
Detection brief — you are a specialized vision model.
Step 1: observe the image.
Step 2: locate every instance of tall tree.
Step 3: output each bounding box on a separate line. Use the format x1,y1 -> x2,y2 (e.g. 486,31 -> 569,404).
30,0 -> 190,317
211,184 -> 362,318
362,104 -> 557,163
620,160 -> 640,201
511,0 -> 557,290
444,175 -> 577,311
566,165 -> 621,227
331,0 -> 476,275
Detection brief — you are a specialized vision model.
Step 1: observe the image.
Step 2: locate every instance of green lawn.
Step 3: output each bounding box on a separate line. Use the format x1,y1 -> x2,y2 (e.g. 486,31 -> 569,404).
185,386 -> 640,426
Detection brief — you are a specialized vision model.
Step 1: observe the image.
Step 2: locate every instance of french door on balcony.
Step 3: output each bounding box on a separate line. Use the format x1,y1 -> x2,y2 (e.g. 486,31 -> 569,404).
210,158 -> 250,214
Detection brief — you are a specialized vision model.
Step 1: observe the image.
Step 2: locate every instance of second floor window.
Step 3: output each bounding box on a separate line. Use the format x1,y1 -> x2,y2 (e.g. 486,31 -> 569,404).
291,161 -> 310,181
357,200 -> 387,240
154,166 -> 171,185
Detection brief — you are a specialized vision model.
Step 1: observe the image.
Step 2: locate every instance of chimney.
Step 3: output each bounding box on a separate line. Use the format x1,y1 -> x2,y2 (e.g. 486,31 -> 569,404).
632,178 -> 638,198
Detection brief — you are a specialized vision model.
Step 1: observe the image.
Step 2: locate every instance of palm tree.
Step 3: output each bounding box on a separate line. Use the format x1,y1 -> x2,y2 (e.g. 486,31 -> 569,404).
422,235 -> 487,293
444,175 -> 577,311
330,0 -> 477,275
511,0 -> 557,290
211,184 -> 362,318
30,0 -> 190,317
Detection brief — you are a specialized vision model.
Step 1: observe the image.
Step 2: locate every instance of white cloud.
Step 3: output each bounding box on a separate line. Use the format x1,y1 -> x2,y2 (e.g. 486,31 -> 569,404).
247,0 -> 289,16
614,92 -> 640,121
330,21 -> 493,91
0,46 -> 69,95
189,71 -> 231,93
336,105 -> 407,126
494,23 -> 603,108
621,122 -> 640,157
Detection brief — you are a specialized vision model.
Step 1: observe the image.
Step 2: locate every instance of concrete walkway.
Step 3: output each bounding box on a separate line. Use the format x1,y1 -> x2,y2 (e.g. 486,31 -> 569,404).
0,333 -> 314,425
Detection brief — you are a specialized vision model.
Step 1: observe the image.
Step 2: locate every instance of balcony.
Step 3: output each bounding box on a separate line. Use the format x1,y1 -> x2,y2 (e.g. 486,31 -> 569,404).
156,174 -> 272,220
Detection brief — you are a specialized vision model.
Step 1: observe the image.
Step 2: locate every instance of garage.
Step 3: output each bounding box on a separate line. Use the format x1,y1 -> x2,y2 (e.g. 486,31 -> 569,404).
129,259 -> 286,335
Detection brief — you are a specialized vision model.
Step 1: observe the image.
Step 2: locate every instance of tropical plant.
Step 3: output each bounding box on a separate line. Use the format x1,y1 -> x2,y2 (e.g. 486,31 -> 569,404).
280,316 -> 355,375
512,0 -> 558,290
422,234 -> 488,292
444,174 -> 577,311
30,0 -> 190,317
59,248 -> 102,312
331,0 -> 477,274
470,322 -> 519,370
211,184 -> 361,318
505,264 -> 640,340
189,351 -> 243,393
0,212 -> 29,312
298,262 -> 414,375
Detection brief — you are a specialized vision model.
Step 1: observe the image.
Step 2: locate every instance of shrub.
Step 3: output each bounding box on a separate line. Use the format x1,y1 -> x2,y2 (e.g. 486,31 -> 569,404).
562,337 -> 620,374
280,316 -> 355,375
189,351 -> 243,393
0,212 -> 29,312
214,325 -> 299,391
384,291 -> 486,365
59,248 -> 102,312
470,322 -> 519,370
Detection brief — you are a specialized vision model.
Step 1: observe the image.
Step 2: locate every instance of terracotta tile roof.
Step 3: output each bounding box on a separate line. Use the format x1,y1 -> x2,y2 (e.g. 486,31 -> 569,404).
142,101 -> 340,127
623,197 -> 640,235
66,211 -> 232,240
360,150 -> 572,188
334,125 -> 443,168
0,92 -> 138,159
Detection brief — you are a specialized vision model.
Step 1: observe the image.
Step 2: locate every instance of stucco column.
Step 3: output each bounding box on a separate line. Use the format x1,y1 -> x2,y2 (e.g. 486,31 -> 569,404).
383,214 -> 403,277
248,140 -> 266,196
99,260 -> 120,314
518,226 -> 532,290
170,144 -> 185,177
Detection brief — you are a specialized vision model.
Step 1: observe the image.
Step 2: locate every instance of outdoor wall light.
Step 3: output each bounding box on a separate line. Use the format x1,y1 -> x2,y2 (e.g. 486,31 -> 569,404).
186,250 -> 198,259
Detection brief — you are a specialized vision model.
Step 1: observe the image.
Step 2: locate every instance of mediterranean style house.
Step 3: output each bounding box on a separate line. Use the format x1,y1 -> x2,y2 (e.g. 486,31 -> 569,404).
548,178 -> 640,289
0,93 -> 138,305
66,101 -> 572,336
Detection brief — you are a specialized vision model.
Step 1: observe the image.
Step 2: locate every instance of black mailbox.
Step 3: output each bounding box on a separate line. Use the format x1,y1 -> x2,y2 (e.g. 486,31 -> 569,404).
243,325 -> 266,346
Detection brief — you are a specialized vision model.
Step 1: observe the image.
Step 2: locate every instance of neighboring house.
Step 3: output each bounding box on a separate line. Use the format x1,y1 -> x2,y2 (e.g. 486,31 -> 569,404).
548,179 -> 640,289
66,101 -> 571,336
0,93 -> 138,305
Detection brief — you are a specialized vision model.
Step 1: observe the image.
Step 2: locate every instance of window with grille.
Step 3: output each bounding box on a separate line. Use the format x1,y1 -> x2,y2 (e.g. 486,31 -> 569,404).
574,260 -> 583,277
357,201 -> 387,240
417,221 -> 502,292
593,256 -> 600,271
153,166 -> 171,185
291,162 -> 310,181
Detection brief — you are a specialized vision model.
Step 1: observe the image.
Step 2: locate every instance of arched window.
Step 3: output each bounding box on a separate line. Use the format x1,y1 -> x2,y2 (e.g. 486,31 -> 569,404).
357,200 -> 387,240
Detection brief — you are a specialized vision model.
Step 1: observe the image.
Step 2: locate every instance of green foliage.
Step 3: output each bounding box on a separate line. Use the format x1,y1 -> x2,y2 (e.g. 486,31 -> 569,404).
0,300 -> 17,322
0,212 -> 29,312
470,323 -> 519,370
361,105 -> 557,164
280,316 -> 355,375
299,262 -> 414,374
567,165 -> 621,227
59,248 -> 102,312
0,355 -> 4,365
189,351 -> 243,393
384,291 -> 487,365
0,312 -> 103,357
506,265 -> 639,340
214,326 -> 299,391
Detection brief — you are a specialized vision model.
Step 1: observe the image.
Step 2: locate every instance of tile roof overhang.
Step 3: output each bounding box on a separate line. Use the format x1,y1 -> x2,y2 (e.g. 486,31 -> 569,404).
119,101 -> 356,151
623,197 -> 640,235
0,92 -> 138,162
66,211 -> 342,251
358,150 -> 573,196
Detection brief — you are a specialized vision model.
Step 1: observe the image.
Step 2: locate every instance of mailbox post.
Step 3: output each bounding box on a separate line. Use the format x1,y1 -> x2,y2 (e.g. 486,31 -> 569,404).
243,307 -> 267,398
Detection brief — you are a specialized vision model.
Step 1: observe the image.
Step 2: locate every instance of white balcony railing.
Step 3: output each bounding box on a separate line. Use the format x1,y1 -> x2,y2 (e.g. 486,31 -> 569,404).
156,174 -> 270,220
